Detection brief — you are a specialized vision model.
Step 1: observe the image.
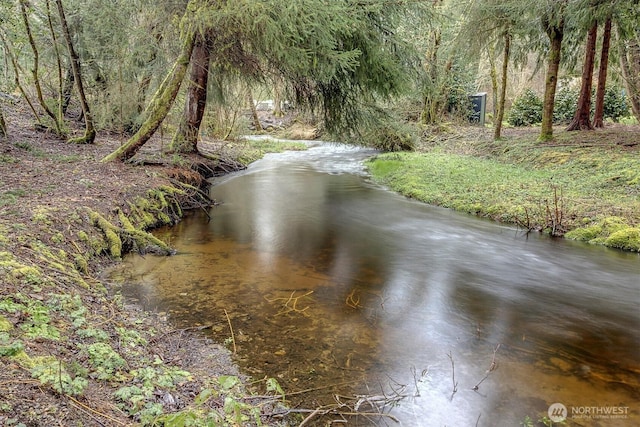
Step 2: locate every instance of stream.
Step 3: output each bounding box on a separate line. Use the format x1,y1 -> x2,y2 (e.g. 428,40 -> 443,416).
111,142 -> 639,426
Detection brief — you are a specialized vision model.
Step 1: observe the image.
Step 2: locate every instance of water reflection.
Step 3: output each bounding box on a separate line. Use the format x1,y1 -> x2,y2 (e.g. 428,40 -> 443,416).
113,144 -> 640,426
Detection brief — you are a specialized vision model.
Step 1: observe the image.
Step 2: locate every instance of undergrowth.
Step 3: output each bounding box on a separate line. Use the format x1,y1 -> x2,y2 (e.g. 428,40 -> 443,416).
0,185 -> 291,425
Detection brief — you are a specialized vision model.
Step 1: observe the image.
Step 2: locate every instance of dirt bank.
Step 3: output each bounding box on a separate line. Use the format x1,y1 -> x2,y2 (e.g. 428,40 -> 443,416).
0,103 -> 288,425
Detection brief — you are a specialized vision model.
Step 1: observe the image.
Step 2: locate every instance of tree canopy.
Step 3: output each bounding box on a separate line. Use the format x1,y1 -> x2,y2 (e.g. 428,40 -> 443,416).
0,0 -> 638,156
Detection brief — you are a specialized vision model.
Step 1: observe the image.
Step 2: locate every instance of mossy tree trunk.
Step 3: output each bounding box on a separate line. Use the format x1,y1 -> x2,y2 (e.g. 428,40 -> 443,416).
421,26 -> 443,125
170,31 -> 212,154
101,30 -> 196,162
487,45 -> 499,121
494,30 -> 510,140
619,33 -> 640,121
567,22 -> 598,131
20,0 -> 63,136
44,0 -> 65,127
0,106 -> 6,138
55,0 -> 95,144
593,17 -> 612,128
0,30 -> 41,124
540,17 -> 565,141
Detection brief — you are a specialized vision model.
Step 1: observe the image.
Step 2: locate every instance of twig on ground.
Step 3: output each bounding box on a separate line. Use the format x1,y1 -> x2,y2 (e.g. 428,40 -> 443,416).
224,308 -> 236,354
65,395 -> 128,426
447,351 -> 458,398
265,290 -> 314,316
148,324 -> 213,344
410,365 -> 430,397
472,343 -> 501,391
345,289 -> 361,309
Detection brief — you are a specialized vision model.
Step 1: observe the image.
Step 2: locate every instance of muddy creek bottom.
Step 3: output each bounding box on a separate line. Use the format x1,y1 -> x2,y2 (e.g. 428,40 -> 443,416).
112,144 -> 639,426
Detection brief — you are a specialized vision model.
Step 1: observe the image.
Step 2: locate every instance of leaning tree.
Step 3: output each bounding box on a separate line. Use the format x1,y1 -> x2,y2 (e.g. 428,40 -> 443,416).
102,0 -> 412,162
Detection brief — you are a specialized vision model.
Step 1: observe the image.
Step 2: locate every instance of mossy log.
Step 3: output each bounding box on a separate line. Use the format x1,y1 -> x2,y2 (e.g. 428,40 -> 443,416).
118,210 -> 173,255
89,211 -> 123,259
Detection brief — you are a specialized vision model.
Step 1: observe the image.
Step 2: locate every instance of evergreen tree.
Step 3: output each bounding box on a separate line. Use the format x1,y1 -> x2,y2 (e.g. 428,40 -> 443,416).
103,0 -> 413,161
593,16 -> 612,128
567,21 -> 598,131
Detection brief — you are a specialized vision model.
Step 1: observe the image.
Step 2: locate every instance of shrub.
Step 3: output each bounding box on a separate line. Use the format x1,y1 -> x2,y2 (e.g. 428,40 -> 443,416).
552,85 -> 628,124
370,120 -> 418,151
553,86 -> 578,124
601,87 -> 628,122
342,109 -> 418,151
507,89 -> 543,126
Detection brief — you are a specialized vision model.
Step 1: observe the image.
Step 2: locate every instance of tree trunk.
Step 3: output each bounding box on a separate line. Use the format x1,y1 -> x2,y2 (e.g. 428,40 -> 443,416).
20,0 -> 63,135
272,75 -> 285,118
170,31 -> 212,154
0,106 -> 6,138
61,63 -> 74,115
45,0 -> 65,126
619,34 -> 640,121
101,31 -> 196,162
55,0 -> 95,144
540,18 -> 565,141
567,22 -> 598,131
487,45 -> 499,120
0,30 -> 41,123
593,17 -> 612,128
247,89 -> 262,131
494,30 -> 510,140
421,27 -> 442,125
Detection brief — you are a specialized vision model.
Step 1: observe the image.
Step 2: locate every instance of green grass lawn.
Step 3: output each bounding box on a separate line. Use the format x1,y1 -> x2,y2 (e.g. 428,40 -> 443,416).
366,126 -> 640,251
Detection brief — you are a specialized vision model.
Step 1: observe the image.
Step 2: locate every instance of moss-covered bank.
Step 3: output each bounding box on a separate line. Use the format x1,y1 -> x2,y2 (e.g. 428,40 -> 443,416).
366,126 -> 640,252
0,136 -> 305,425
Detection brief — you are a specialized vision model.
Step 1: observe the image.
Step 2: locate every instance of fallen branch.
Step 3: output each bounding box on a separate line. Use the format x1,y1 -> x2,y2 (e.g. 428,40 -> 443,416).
447,351 -> 458,398
410,365 -> 430,397
472,343 -> 501,391
273,383 -> 407,425
224,308 -> 236,354
265,290 -> 314,316
65,395 -> 128,426
148,324 -> 213,344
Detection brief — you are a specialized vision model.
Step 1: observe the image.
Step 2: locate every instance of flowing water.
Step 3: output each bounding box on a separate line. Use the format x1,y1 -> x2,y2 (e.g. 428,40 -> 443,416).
112,143 -> 639,426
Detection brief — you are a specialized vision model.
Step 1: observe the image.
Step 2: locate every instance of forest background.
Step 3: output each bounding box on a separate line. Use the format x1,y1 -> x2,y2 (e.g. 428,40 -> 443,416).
0,0 -> 639,425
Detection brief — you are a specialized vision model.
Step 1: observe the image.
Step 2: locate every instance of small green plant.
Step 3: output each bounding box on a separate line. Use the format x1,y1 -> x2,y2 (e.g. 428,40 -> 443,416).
14,141 -> 33,151
85,342 -> 126,380
114,364 -> 192,418
266,377 -> 285,401
520,415 -> 534,427
0,189 -> 27,207
0,296 -> 60,340
0,332 -> 23,357
154,376 -> 283,426
14,141 -> 46,157
0,154 -> 19,163
30,357 -> 89,396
